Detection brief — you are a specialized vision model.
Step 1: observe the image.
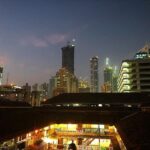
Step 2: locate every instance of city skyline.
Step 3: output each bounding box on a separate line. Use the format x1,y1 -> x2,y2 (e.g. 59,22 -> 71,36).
0,0 -> 150,85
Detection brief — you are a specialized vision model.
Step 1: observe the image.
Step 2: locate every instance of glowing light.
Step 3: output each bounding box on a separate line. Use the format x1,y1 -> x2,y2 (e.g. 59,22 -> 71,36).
26,133 -> 31,137
123,74 -> 129,78
122,62 -> 129,67
73,103 -> 80,107
123,79 -> 130,84
91,124 -> 98,128
124,85 -> 130,90
35,130 -> 38,134
44,126 -> 49,130
44,131 -> 47,137
98,104 -> 103,107
99,124 -> 104,129
100,139 -> 111,147
42,137 -> 52,143
14,85 -> 21,89
68,124 -> 77,131
122,68 -> 129,72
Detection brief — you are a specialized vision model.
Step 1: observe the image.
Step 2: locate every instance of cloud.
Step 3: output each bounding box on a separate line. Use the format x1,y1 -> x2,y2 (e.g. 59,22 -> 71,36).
21,36 -> 48,48
21,33 -> 69,48
45,34 -> 68,45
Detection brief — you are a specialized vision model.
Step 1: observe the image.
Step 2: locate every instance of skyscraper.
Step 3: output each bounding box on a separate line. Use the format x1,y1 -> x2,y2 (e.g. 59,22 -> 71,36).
102,58 -> 118,92
112,66 -> 118,92
90,56 -> 99,92
0,66 -> 3,85
62,42 -> 75,74
48,76 -> 56,98
104,58 -> 113,85
103,58 -> 113,92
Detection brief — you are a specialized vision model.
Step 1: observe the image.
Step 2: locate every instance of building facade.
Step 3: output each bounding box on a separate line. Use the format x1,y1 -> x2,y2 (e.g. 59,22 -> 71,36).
62,43 -> 75,74
78,79 -> 90,93
53,68 -> 78,96
48,76 -> 57,98
0,66 -> 3,85
104,67 -> 113,92
118,44 -> 150,92
90,56 -> 99,92
102,58 -> 118,92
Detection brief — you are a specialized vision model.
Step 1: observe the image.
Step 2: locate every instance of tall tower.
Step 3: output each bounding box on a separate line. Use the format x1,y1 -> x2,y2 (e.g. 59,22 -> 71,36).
104,57 -> 113,85
102,57 -> 118,93
62,42 -> 75,74
112,66 -> 118,92
0,66 -> 3,85
90,56 -> 99,92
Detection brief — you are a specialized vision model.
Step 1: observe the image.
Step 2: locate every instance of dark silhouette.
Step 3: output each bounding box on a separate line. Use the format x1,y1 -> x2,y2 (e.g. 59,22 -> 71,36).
68,140 -> 77,150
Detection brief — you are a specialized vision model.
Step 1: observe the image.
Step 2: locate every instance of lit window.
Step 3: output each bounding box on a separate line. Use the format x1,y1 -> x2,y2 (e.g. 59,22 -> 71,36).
122,62 -> 129,67
98,104 -> 103,107
123,74 -> 129,78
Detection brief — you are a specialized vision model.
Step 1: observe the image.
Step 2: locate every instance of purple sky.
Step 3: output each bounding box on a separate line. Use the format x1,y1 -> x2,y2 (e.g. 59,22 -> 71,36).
0,0 -> 150,86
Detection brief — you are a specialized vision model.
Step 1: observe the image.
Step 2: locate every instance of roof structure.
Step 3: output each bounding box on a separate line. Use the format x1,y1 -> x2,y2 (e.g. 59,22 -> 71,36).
0,98 -> 31,107
116,111 -> 150,149
42,93 -> 150,105
0,93 -> 150,149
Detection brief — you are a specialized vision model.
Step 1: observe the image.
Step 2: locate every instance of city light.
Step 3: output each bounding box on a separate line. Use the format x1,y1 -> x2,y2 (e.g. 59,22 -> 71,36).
0,1 -> 149,150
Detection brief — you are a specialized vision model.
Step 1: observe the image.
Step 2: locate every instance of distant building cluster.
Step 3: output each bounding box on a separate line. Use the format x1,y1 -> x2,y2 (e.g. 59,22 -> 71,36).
0,42 -> 150,105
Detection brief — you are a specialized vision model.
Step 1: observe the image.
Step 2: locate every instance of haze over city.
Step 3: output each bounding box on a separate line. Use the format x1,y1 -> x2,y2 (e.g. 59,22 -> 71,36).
0,0 -> 150,85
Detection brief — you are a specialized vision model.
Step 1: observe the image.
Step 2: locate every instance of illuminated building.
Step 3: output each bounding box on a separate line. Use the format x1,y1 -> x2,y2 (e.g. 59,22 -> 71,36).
0,84 -> 24,101
104,58 -> 113,85
104,67 -> 113,92
62,42 -> 75,74
78,78 -> 90,93
112,66 -> 118,92
39,82 -> 49,100
0,66 -> 3,85
103,58 -> 118,92
118,44 -> 150,92
101,82 -> 112,92
134,43 -> 150,59
53,68 -> 78,96
90,56 -> 99,92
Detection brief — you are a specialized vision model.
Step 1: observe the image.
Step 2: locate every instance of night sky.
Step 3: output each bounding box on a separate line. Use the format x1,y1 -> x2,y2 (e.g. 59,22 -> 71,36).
0,0 -> 150,86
